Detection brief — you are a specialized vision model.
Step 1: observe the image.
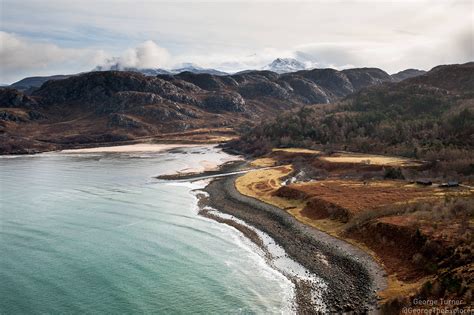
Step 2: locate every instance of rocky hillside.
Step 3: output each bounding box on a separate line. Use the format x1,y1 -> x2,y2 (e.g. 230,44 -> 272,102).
391,69 -> 426,82
227,62 -> 474,173
94,63 -> 229,76
10,75 -> 73,93
0,66 -> 393,154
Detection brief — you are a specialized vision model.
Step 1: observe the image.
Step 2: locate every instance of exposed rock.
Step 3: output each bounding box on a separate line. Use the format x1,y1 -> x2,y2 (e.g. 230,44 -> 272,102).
4,63 -> 461,154
28,110 -> 47,120
282,77 -> 330,104
203,92 -> 246,112
174,72 -> 224,91
101,91 -> 164,113
175,105 -> 199,118
238,81 -> 290,100
107,113 -> 143,129
169,80 -> 202,92
34,71 -> 185,105
300,69 -> 355,97
0,88 -> 38,108
0,110 -> 27,122
129,104 -> 196,121
342,68 -> 393,90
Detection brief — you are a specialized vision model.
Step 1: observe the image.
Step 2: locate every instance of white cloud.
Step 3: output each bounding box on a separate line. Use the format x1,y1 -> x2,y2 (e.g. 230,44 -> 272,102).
1,0 -> 472,84
0,31 -> 102,83
99,40 -> 171,70
94,42 -> 294,72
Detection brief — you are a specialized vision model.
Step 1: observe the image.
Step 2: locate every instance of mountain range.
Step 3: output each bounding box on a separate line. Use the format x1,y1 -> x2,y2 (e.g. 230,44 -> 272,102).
8,58 -> 427,93
1,61 -> 460,154
94,62 -> 230,76
228,62 -> 473,157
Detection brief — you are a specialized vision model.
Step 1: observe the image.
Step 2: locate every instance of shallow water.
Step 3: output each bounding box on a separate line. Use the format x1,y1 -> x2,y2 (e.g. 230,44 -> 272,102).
0,146 -> 294,314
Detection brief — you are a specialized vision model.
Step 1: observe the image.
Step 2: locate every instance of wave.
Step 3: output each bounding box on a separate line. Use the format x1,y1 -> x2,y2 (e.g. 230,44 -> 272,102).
189,188 -> 328,314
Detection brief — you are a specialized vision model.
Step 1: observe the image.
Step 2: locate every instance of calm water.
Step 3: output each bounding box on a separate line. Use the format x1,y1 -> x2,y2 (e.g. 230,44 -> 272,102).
0,146 -> 294,314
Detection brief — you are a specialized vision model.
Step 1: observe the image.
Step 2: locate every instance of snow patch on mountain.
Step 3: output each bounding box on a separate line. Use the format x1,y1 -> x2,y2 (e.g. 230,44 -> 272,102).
263,58 -> 309,73
94,62 -> 228,76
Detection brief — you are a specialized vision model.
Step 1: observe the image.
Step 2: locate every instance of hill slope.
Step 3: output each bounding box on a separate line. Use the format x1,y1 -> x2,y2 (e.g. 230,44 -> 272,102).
0,67 -> 393,154
227,62 -> 474,174
10,75 -> 73,93
391,69 -> 426,82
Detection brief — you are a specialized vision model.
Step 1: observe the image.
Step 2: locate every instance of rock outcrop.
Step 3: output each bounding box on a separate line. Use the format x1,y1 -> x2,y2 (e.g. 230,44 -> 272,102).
0,88 -> 38,108
0,65 -> 406,153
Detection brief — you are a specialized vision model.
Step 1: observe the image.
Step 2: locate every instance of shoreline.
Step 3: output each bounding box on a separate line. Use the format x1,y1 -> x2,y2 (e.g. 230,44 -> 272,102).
18,142 -> 388,312
1,128 -> 237,156
196,164 -> 387,313
196,195 -> 328,313
59,143 -> 202,153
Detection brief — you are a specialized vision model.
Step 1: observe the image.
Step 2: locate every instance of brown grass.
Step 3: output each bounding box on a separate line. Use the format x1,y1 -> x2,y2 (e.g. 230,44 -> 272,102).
283,180 -> 437,220
320,152 -> 422,167
235,166 -> 300,209
379,275 -> 433,303
235,152 -> 474,306
249,157 -> 277,167
272,147 -> 322,155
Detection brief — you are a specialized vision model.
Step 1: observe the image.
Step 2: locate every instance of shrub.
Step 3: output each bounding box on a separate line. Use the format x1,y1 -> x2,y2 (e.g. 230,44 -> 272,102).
384,167 -> 405,179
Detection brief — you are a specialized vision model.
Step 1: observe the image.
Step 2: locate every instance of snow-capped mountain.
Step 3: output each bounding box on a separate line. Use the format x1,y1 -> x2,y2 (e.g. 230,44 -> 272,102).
263,58 -> 308,73
170,63 -> 229,76
94,64 -> 171,76
94,63 -> 228,76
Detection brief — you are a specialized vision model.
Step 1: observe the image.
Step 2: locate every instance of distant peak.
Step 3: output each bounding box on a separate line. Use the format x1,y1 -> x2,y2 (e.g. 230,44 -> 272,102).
264,58 -> 308,73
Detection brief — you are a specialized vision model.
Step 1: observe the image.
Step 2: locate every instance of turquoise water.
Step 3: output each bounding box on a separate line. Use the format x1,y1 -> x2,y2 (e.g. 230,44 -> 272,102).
0,146 -> 293,314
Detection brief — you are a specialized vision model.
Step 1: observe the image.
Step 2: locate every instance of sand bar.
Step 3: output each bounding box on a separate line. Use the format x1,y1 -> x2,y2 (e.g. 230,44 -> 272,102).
60,143 -> 202,153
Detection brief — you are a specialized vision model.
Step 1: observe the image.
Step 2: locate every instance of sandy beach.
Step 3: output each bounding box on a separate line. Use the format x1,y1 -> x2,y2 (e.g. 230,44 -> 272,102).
60,143 -> 202,153
62,143 -> 243,175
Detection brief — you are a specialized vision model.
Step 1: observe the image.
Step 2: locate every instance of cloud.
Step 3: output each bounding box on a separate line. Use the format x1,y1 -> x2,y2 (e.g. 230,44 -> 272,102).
0,31 -> 102,83
174,48 -> 297,72
95,42 -> 296,72
99,40 -> 171,70
290,22 -> 473,73
94,29 -> 472,75
2,1 -> 472,83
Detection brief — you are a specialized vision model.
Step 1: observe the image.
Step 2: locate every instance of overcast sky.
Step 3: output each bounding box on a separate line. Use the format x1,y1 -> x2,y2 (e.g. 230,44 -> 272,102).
1,0 -> 472,83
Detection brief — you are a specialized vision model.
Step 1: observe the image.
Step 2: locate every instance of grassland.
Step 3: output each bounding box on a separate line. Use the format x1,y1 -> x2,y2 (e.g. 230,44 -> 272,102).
319,152 -> 423,167
234,148 -> 474,309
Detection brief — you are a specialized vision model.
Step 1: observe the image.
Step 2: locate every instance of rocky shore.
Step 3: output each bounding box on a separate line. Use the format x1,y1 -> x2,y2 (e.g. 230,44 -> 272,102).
199,173 -> 387,313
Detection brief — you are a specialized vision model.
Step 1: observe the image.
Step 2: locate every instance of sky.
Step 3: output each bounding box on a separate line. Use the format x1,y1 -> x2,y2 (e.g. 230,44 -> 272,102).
0,0 -> 472,84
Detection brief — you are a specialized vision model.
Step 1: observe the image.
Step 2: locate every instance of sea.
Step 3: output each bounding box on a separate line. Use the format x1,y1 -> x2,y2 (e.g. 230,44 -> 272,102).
0,145 -> 298,314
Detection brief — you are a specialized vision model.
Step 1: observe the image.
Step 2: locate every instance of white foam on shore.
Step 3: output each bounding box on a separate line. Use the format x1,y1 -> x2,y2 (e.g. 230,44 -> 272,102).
184,188 -> 296,314
188,187 -> 328,313
205,206 -> 328,312
160,146 -> 326,312
4,144 -> 303,313
217,217 -> 297,315
0,154 -> 42,159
